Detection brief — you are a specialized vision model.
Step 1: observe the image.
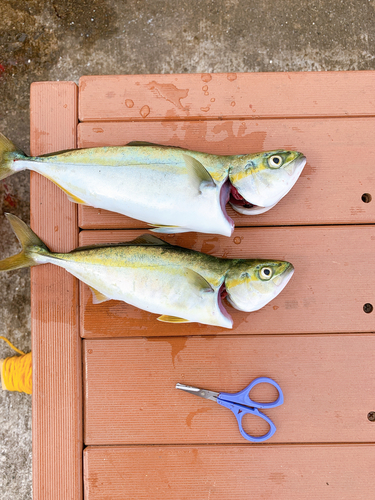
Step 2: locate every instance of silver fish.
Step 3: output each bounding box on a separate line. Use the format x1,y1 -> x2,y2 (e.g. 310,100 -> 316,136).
0,214 -> 294,329
0,134 -> 306,236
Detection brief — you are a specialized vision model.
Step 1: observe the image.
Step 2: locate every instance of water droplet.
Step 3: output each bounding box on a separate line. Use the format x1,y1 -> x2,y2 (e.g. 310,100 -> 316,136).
227,73 -> 237,81
200,106 -> 210,112
202,85 -> 208,91
231,101 -> 236,107
204,92 -> 209,96
201,74 -> 212,83
140,105 -> 150,118
233,236 -> 241,244
210,98 -> 215,102
125,99 -> 134,108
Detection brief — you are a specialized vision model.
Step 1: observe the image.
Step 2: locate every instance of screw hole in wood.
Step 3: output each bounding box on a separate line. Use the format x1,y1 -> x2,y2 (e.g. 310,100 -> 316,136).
361,193 -> 372,203
367,412 -> 375,421
363,303 -> 373,314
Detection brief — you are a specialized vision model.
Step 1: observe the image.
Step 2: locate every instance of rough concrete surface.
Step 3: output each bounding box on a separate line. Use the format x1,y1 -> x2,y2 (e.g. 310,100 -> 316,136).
1,0 -> 375,498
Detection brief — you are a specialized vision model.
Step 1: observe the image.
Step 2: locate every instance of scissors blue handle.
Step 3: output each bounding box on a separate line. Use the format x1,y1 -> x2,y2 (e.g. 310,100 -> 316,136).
217,377 -> 283,443
176,377 -> 283,443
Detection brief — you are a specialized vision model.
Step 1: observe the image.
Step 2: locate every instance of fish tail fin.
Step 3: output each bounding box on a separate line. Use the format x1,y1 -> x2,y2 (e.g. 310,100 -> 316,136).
0,214 -> 50,271
0,133 -> 26,180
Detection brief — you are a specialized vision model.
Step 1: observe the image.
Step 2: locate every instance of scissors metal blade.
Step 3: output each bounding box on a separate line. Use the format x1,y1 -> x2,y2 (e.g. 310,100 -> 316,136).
176,383 -> 219,402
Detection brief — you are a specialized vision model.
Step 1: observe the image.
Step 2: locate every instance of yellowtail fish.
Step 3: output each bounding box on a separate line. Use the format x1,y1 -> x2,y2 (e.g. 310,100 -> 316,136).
0,214 -> 294,329
0,134 -> 306,236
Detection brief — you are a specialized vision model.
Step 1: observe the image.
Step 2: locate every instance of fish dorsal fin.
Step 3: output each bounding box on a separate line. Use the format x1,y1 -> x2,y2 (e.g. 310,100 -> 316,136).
183,267 -> 214,293
128,234 -> 171,246
126,141 -> 182,148
183,154 -> 216,193
157,315 -> 191,323
89,286 -> 111,304
70,234 -> 170,253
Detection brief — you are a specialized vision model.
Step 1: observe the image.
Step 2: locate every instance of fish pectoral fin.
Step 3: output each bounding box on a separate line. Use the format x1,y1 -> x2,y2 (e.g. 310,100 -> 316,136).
183,267 -> 214,293
183,154 -> 216,193
157,315 -> 191,323
89,286 -> 111,304
149,225 -> 191,234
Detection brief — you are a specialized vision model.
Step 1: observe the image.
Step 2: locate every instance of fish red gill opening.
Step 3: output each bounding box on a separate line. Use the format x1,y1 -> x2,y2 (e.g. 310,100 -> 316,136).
218,282 -> 232,323
220,179 -> 235,229
229,184 -> 256,210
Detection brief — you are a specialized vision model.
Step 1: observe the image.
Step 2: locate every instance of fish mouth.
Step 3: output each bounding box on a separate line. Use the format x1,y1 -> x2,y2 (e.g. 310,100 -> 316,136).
273,264 -> 294,292
228,185 -> 273,215
285,154 -> 306,177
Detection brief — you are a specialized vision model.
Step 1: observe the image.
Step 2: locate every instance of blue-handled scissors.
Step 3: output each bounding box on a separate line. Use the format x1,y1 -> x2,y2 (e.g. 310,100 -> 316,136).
176,377 -> 283,443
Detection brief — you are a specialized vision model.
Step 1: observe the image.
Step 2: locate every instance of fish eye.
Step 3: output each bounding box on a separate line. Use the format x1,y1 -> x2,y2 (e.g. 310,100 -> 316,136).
268,155 -> 283,169
259,266 -> 273,280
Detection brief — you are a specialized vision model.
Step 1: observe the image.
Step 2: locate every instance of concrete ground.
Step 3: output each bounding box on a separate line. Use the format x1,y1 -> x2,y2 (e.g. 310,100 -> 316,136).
1,0 -> 375,498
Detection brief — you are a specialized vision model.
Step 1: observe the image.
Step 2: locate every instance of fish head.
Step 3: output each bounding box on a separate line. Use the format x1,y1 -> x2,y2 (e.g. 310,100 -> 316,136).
228,150 -> 306,214
224,259 -> 294,312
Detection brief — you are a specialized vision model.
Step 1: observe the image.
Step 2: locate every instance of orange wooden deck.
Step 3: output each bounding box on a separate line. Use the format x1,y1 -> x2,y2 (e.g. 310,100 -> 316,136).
30,72 -> 375,500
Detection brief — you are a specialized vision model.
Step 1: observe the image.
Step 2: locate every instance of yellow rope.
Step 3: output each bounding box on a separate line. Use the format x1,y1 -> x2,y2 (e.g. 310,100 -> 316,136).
0,336 -> 26,355
0,336 -> 32,394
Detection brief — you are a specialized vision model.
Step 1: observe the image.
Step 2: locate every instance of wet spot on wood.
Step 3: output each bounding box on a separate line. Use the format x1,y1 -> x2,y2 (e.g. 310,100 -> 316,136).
300,163 -> 317,177
147,337 -> 188,368
285,300 -> 299,309
269,472 -> 286,484
186,408 -> 210,428
248,130 -> 267,150
147,81 -> 189,110
200,237 -> 218,254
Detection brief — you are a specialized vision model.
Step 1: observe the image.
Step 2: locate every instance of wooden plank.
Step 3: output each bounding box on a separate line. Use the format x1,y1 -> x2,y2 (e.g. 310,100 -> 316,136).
79,226 -> 375,338
79,71 -> 375,122
77,117 -> 375,229
84,445 -> 375,500
30,82 -> 82,500
83,335 -> 375,445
